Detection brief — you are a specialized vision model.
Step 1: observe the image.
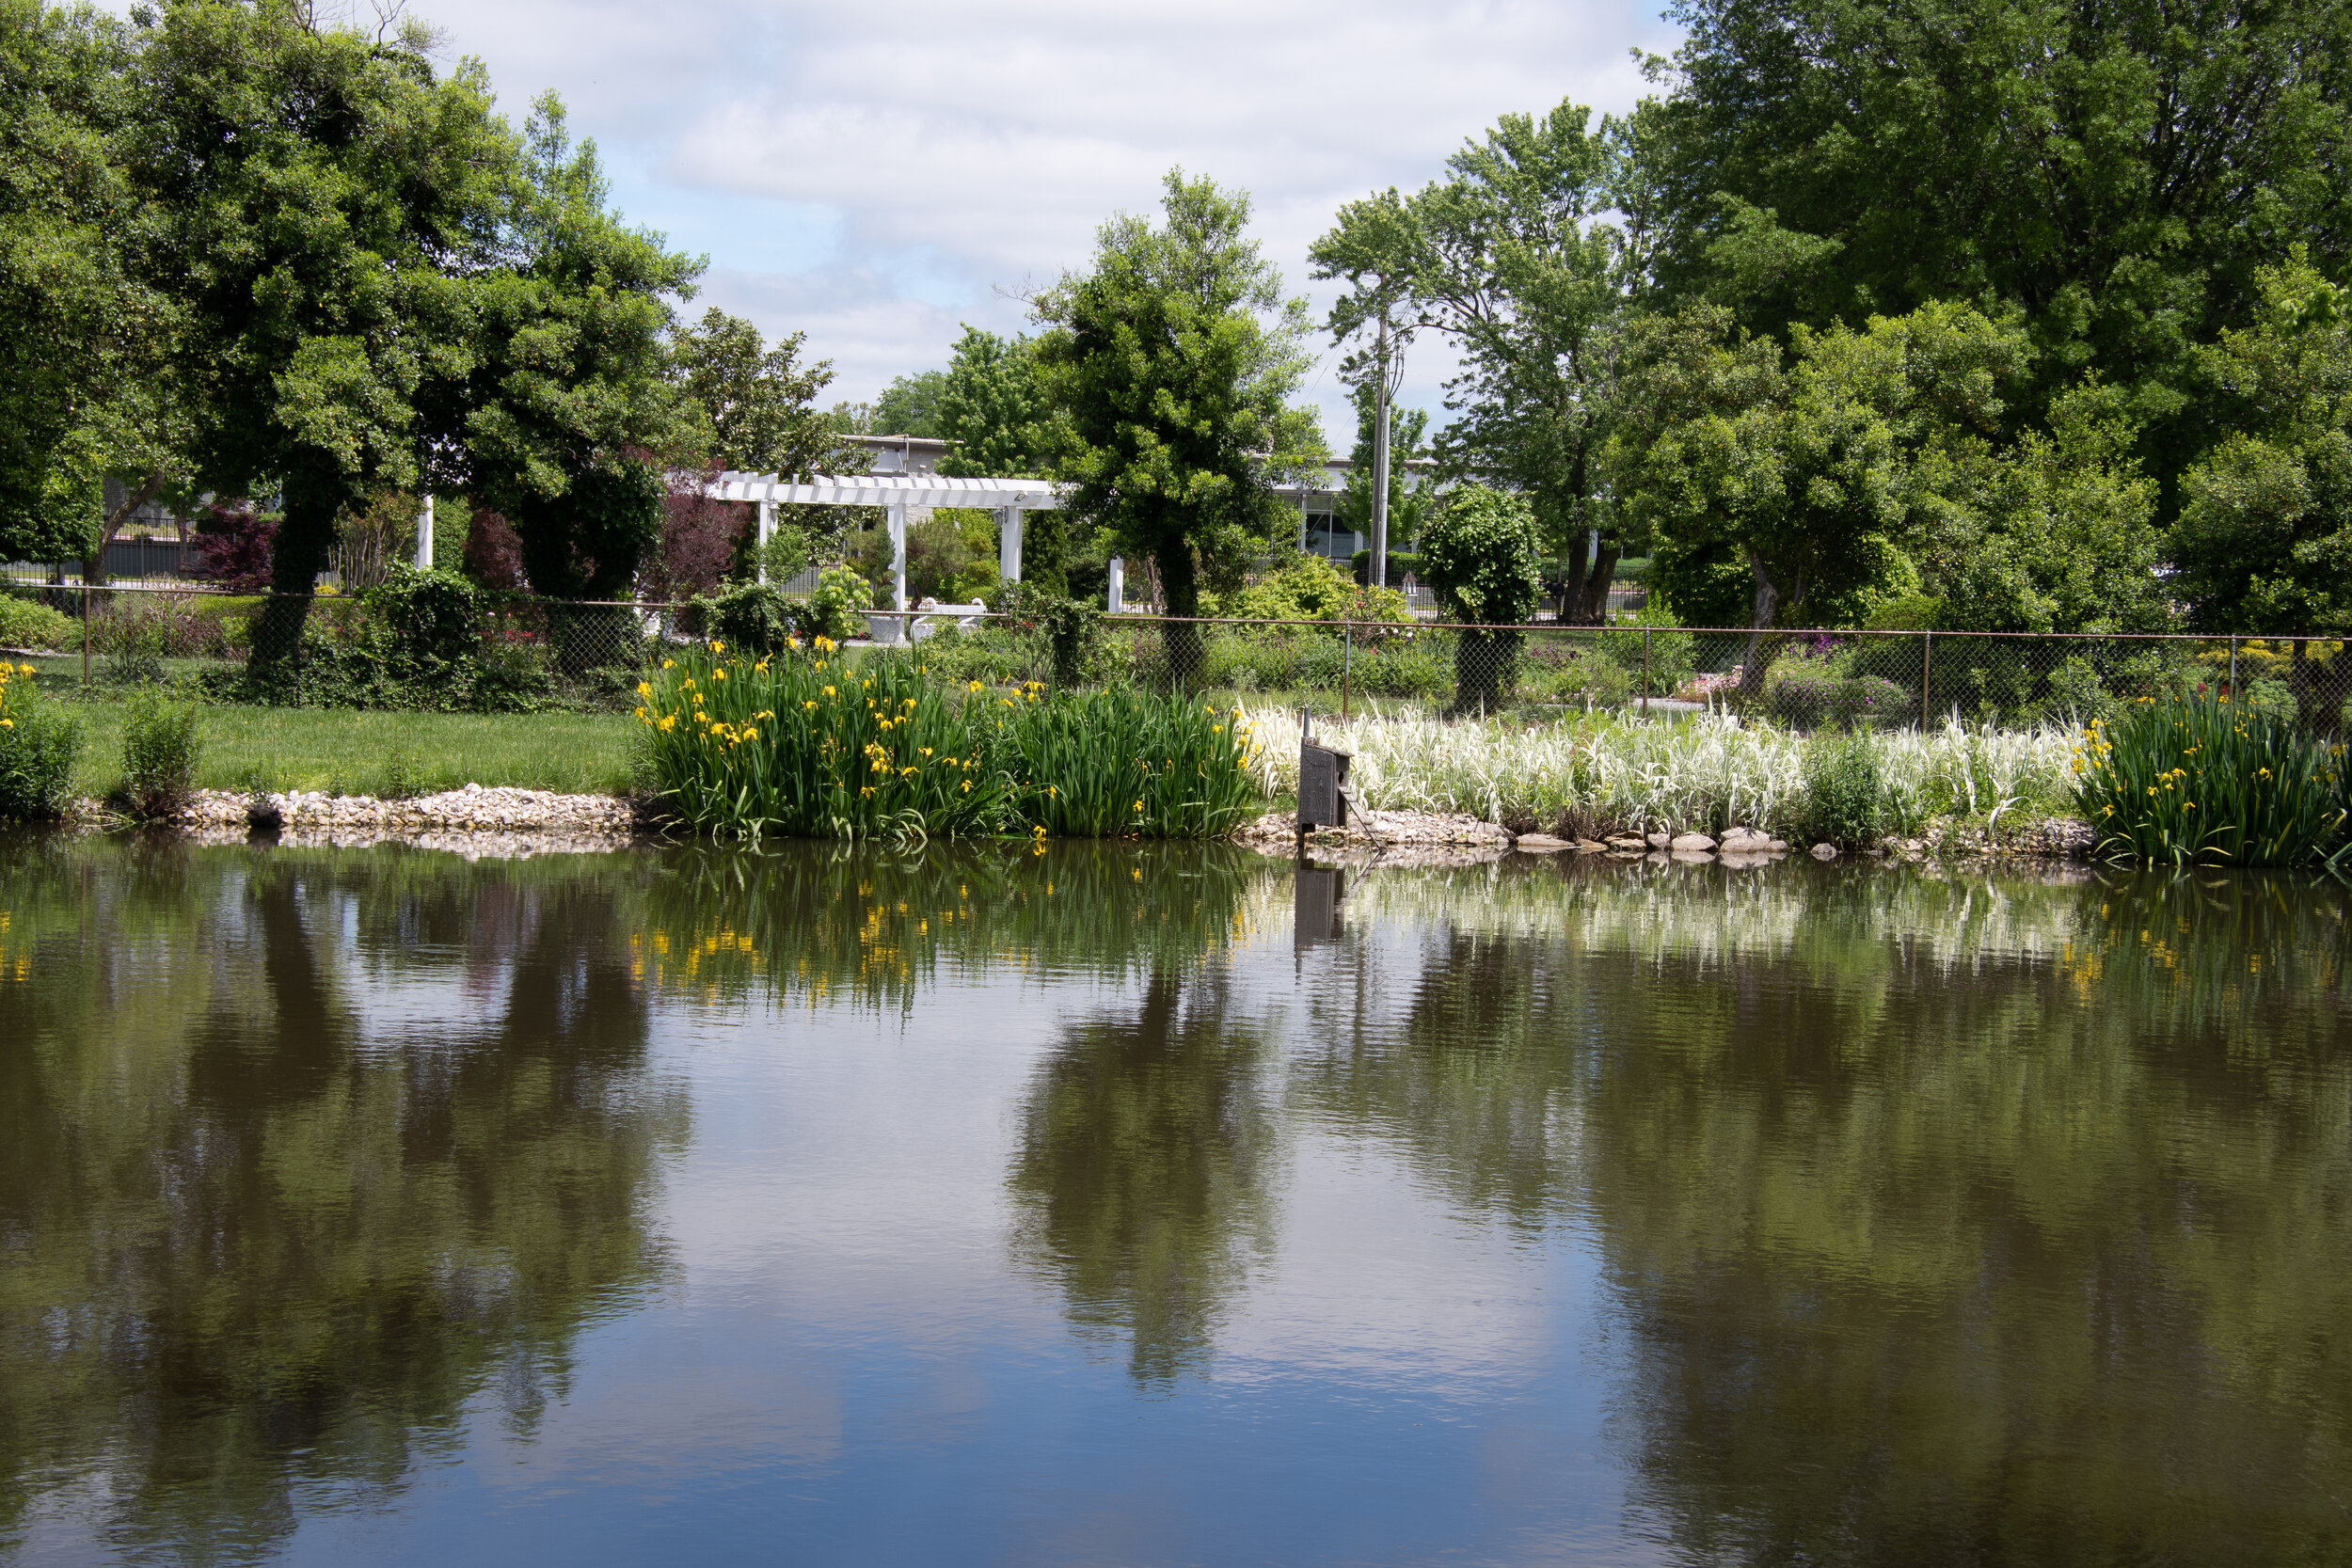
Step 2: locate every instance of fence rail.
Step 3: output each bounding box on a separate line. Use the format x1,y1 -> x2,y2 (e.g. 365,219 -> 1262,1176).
5,581 -> 2343,732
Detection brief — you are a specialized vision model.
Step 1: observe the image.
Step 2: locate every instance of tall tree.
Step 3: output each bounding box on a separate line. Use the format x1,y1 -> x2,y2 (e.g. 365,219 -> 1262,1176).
124,0 -> 516,664
1602,299 -> 2028,675
1311,103 -> 1643,614
935,325 -> 1050,477
869,368 -> 947,438
449,99 -> 701,602
1639,0 -> 2352,500
2170,254 -> 2352,716
669,308 -> 836,477
0,2 -> 135,566
1033,170 -> 1323,668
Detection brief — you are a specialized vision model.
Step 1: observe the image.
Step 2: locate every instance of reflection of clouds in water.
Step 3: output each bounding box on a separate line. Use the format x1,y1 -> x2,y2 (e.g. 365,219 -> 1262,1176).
1212,1139 -> 1561,1392
475,1361 -> 847,1484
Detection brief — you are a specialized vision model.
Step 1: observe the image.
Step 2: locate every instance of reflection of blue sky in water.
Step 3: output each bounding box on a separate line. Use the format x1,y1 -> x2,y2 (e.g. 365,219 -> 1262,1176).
278,943 -> 1643,1566
9,842 -> 2349,1565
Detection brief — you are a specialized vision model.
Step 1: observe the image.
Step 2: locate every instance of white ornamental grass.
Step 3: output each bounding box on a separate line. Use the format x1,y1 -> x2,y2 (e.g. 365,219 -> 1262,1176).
1241,705 -> 2082,835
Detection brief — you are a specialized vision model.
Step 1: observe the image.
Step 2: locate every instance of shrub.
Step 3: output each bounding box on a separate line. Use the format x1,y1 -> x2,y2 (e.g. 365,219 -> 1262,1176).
0,595 -> 78,652
188,499 -> 278,592
119,692 -> 202,819
1763,658 -> 1912,728
703,579 -> 798,657
793,564 -> 871,645
1597,605 -> 1696,695
1419,484 -> 1544,711
1232,554 -> 1411,631
365,565 -> 482,668
2074,694 -> 2345,865
0,662 -> 81,820
995,586 -> 1101,689
1355,638 -> 1450,700
1011,688 -> 1263,838
1801,729 -> 1885,846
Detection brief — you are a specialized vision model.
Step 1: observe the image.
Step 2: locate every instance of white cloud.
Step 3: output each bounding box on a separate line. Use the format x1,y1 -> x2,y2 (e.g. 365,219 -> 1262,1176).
431,0 -> 1677,433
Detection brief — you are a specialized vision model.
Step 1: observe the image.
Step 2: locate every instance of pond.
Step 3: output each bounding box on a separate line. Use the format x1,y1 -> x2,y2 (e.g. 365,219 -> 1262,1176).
2,836 -> 2347,1565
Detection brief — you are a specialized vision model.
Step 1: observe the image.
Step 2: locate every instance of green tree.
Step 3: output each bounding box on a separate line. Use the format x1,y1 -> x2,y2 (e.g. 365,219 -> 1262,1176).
123,0 -> 519,665
1312,103 -> 1643,616
669,307 -> 837,476
1033,169 -> 1324,675
453,99 -> 702,603
936,325 -> 1050,477
2170,256 -> 2352,717
0,2 -> 138,566
1602,299 -> 2027,678
870,367 -> 948,437
1636,0 -> 2352,498
1418,483 -> 1545,710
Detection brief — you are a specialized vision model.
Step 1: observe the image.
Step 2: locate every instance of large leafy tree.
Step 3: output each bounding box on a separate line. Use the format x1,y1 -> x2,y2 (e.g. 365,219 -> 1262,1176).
1602,299 -> 2027,673
446,100 -> 701,602
2171,255 -> 2352,715
0,2 -> 138,565
1638,0 -> 2352,495
936,325 -> 1050,478
1311,103 -> 1642,616
123,0 -> 515,661
669,307 -> 835,477
1033,170 -> 1322,668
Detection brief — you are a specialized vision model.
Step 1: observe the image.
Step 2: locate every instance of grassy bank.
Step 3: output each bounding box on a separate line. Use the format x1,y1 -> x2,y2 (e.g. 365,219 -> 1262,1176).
64,701 -> 638,799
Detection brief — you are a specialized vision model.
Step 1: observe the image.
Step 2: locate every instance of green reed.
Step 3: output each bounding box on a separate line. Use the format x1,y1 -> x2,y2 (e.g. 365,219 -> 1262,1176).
2073,694 -> 2346,865
1009,687 -> 1266,839
637,643 -> 1267,840
637,638 -> 1019,840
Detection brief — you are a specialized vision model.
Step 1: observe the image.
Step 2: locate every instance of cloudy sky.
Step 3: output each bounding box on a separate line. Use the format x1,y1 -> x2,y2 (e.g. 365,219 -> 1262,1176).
424,0 -> 1680,447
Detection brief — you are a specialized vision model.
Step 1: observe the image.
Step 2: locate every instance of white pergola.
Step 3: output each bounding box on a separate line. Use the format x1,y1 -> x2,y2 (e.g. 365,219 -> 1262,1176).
712,470 -> 1067,642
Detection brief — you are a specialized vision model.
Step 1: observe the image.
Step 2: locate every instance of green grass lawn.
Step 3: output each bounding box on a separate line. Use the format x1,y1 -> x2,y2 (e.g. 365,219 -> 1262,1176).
62,698 -> 641,799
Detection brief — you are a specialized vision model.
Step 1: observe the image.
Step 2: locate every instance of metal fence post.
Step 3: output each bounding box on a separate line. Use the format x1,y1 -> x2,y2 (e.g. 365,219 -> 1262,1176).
1642,627 -> 1652,719
80,582 -> 89,690
1343,622 -> 1353,721
1919,630 -> 1932,729
2229,635 -> 2239,695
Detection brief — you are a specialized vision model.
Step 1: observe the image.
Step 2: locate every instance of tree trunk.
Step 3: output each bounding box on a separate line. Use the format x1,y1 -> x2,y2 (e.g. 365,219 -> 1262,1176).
82,468 -> 167,589
1156,542 -> 1200,689
1740,549 -> 1782,703
1577,541 -> 1621,626
250,479 -> 338,682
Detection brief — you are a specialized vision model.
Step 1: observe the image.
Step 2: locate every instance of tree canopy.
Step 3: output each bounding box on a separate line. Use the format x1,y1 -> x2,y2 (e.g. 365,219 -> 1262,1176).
1032,170 -> 1324,641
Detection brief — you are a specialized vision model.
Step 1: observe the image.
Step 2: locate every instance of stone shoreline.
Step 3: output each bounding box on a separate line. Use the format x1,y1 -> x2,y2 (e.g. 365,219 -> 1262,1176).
1235,806 -> 2097,869
42,788 -> 2099,868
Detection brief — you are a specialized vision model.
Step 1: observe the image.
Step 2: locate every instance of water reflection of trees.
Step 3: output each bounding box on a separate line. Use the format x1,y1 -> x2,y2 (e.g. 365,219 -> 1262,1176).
632,839 -> 1276,1013
1313,861 -> 2352,1563
1008,968 -> 1279,1386
0,838 -> 682,1563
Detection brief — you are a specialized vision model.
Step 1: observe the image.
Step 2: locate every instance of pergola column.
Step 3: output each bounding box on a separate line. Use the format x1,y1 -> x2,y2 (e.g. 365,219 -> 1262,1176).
888,503 -> 908,642
755,498 -> 775,580
998,506 -> 1023,583
414,494 -> 434,570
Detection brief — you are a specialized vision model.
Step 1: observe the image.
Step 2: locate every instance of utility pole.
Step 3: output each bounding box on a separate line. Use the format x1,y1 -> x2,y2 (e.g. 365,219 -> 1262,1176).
1371,307 -> 1391,592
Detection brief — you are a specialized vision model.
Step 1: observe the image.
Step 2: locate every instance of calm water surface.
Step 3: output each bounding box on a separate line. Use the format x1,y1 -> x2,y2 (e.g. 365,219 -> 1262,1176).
2,835 -> 2347,1565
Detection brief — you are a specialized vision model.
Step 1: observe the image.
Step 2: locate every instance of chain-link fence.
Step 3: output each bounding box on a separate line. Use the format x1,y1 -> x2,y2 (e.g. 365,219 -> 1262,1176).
9,583 -> 2344,733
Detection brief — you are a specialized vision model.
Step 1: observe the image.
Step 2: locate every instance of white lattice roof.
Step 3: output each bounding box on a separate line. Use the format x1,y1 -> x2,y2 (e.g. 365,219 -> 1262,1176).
712,471 -> 1066,510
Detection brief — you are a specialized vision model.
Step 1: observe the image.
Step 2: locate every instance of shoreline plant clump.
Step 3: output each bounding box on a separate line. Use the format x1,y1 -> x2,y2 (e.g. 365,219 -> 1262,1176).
0,660 -> 82,821
2074,694 -> 2346,865
635,640 -> 1263,840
